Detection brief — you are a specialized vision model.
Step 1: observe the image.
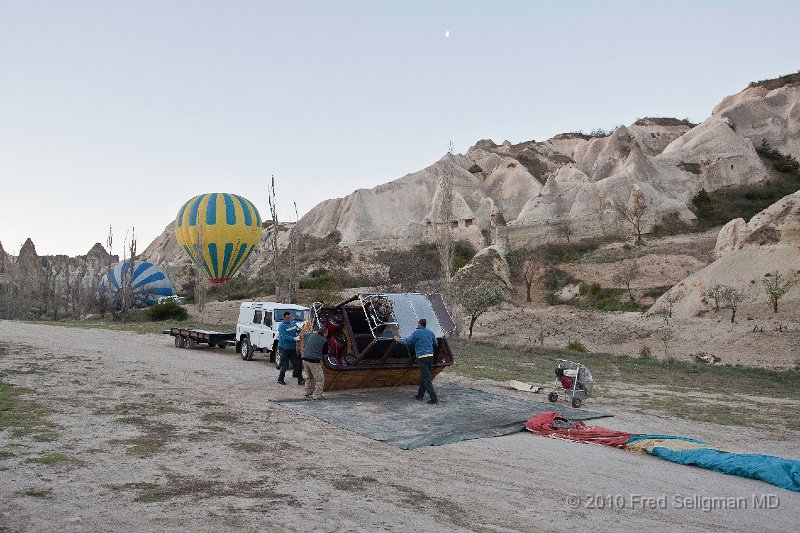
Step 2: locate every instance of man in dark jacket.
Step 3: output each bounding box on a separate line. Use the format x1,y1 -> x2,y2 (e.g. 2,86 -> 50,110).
395,318 -> 439,404
277,311 -> 305,386
301,326 -> 328,400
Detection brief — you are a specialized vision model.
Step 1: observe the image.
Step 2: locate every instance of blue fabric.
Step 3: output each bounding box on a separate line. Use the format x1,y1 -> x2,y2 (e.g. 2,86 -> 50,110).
278,320 -> 302,349
647,447 -> 800,492
397,326 -> 438,357
627,434 -> 707,444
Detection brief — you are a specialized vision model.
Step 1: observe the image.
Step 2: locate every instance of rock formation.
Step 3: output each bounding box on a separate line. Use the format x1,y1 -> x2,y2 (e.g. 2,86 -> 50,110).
650,191 -> 800,318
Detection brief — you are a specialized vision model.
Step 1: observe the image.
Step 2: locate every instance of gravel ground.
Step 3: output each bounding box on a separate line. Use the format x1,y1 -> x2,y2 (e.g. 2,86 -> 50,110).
1,321 -> 798,532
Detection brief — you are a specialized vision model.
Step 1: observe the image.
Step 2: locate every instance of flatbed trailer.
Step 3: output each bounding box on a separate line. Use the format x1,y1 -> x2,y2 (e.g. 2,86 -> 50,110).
165,327 -> 236,349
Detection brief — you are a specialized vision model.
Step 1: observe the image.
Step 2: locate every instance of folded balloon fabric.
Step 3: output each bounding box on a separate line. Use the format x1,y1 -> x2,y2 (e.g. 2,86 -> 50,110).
525,412 -> 800,492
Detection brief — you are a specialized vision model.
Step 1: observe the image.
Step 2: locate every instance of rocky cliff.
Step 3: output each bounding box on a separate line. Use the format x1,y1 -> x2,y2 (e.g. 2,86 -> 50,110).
649,191 -> 800,318
292,78 -> 800,253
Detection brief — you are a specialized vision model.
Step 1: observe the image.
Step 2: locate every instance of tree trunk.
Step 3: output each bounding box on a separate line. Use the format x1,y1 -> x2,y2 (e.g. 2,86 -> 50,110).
468,315 -> 477,339
730,308 -> 736,323
525,283 -> 532,303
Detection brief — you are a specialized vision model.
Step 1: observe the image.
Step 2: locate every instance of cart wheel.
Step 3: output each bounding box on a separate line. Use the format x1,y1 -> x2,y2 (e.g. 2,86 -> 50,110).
174,336 -> 185,349
548,392 -> 558,403
240,338 -> 253,361
571,397 -> 582,408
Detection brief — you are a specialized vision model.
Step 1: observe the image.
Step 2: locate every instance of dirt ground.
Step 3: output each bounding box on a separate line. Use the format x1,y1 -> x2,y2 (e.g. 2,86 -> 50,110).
1,321 -> 798,532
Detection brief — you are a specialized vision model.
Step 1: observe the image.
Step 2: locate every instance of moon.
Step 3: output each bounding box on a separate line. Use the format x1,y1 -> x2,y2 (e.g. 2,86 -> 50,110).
445,30 -> 450,38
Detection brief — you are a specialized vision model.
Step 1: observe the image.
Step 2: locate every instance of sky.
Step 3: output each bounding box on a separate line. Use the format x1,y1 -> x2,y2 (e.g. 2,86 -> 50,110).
1,0 -> 799,256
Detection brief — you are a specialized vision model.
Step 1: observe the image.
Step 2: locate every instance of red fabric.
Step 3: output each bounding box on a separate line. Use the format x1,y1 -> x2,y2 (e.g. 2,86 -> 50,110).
559,376 -> 574,389
525,412 -> 637,448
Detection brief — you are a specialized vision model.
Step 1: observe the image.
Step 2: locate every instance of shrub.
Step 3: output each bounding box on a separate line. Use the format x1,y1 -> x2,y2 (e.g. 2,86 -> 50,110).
690,174 -> 799,229
639,345 -> 653,359
566,340 -> 588,352
452,240 -> 477,272
544,267 -> 578,291
579,282 -> 603,297
145,301 -> 188,321
299,273 -> 337,290
678,161 -> 702,174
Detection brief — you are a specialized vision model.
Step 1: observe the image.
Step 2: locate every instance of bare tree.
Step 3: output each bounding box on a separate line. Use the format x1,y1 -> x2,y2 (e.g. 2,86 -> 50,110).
117,228 -> 137,322
287,202 -> 300,304
657,316 -> 673,358
662,291 -> 680,318
721,285 -> 747,323
703,283 -> 725,311
453,280 -> 503,339
556,219 -> 574,243
267,175 -> 282,302
614,189 -> 648,245
762,270 -> 792,313
437,143 -> 455,299
612,260 -> 640,301
505,247 -> 542,303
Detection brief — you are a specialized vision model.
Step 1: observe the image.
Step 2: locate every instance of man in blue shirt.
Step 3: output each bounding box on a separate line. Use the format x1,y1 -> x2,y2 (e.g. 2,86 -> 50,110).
395,318 -> 439,404
277,311 -> 305,386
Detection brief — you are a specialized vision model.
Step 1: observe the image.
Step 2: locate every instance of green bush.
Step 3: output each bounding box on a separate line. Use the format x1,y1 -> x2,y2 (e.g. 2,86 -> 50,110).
299,273 -> 337,290
690,173 -> 799,229
452,241 -> 477,272
144,301 -> 188,321
579,282 -> 603,297
544,267 -> 578,291
566,340 -> 588,352
639,345 -> 653,359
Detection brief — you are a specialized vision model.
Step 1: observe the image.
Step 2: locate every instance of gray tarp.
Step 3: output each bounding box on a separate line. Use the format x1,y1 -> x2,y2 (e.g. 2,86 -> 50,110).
274,384 -> 610,449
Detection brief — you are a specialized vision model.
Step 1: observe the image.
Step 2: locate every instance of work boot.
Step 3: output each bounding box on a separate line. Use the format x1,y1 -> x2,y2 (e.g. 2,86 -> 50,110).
427,399 -> 438,404
277,378 -> 286,385
414,395 -> 424,401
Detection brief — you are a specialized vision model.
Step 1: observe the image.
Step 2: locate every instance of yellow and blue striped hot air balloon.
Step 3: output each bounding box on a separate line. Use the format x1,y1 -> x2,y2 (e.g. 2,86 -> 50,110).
175,193 -> 262,284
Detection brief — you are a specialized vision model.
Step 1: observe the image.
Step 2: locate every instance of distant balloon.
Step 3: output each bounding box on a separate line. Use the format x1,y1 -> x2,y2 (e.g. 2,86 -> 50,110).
175,193 -> 262,284
99,261 -> 176,307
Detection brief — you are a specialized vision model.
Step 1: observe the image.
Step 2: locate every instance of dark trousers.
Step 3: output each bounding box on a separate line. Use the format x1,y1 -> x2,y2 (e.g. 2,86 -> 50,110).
278,348 -> 302,380
416,356 -> 437,401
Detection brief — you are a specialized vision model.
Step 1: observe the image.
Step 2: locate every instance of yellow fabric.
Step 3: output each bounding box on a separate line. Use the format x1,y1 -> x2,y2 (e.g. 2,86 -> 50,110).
625,438 -> 732,454
417,353 -> 434,359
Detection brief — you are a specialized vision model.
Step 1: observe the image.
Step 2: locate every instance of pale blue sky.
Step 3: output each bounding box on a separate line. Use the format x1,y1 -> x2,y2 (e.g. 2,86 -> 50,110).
1,0 -> 799,256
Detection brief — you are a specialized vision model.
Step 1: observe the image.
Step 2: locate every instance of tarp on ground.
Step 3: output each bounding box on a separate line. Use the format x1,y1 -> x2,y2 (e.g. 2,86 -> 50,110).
274,383 -> 610,449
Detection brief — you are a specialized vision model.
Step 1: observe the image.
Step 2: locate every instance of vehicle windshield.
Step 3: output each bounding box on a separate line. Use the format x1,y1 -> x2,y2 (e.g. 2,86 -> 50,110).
275,309 -> 308,322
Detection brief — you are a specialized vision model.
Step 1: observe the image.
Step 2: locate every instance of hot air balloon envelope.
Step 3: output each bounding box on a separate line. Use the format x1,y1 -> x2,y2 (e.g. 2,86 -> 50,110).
175,193 -> 262,284
99,261 -> 177,307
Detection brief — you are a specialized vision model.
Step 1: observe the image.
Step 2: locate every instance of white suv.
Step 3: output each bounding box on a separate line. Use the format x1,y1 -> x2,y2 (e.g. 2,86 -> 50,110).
235,302 -> 309,367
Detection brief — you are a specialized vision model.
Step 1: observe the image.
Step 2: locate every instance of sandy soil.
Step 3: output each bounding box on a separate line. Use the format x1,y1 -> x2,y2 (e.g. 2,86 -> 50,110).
1,321 -> 798,532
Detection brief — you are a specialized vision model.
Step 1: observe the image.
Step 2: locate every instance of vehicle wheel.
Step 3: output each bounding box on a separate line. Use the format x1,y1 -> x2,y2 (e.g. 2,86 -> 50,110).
186,337 -> 196,349
571,397 -> 582,409
217,343 -> 227,349
274,349 -> 283,370
174,336 -> 185,348
548,392 -> 558,403
240,337 -> 253,361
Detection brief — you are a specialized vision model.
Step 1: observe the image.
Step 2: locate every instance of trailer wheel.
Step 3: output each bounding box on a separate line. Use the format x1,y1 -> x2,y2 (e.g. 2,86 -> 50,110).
548,392 -> 558,403
571,397 -> 582,409
240,337 -> 253,361
174,336 -> 185,349
217,344 -> 227,349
